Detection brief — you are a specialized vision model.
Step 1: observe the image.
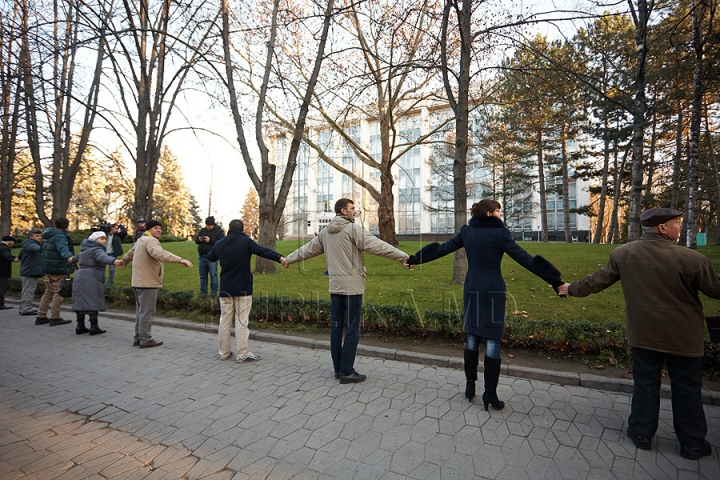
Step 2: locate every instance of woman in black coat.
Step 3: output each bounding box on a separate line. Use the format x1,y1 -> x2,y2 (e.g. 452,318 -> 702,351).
408,199 -> 564,411
71,232 -> 123,335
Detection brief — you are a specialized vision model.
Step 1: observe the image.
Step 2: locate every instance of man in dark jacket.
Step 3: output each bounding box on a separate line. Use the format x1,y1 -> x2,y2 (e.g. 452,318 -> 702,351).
559,208 -> 720,460
0,235 -> 20,310
105,223 -> 127,286
207,219 -> 286,362
133,219 -> 146,243
195,216 -> 224,296
36,218 -> 75,326
18,229 -> 43,315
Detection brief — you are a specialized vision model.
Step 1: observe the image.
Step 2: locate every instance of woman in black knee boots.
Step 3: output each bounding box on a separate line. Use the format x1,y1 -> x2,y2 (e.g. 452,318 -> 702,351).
70,231 -> 123,335
408,199 -> 564,410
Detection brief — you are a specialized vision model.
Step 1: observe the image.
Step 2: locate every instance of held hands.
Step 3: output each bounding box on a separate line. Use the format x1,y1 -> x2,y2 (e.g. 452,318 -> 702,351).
279,257 -> 289,269
13,257 -> 20,263
113,259 -> 124,267
402,259 -> 415,270
180,259 -> 193,268
558,283 -> 570,297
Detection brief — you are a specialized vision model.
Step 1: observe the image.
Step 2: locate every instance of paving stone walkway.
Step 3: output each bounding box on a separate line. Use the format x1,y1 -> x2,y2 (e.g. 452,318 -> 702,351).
1,306 -> 719,479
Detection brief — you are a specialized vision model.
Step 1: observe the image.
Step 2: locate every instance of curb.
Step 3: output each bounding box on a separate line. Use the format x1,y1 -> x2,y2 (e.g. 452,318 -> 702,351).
10,299 -> 720,405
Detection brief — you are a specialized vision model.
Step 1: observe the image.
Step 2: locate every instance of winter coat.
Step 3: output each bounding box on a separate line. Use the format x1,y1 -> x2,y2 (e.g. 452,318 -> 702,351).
70,240 -> 116,312
107,225 -> 127,257
122,234 -> 184,288
207,229 -> 282,297
285,215 -> 409,295
408,215 -> 562,340
568,232 -> 720,357
19,238 -> 43,277
195,226 -> 225,257
0,243 -> 16,279
41,228 -> 75,275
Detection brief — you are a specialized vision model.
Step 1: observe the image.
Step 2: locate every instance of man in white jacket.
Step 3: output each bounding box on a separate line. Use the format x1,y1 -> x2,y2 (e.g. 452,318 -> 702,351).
286,198 -> 409,384
121,220 -> 193,348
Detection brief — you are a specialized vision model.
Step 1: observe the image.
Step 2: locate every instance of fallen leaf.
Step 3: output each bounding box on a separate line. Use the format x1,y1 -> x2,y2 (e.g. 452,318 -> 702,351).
512,310 -> 521,315
594,365 -> 606,369
609,358 -> 618,365
507,354 -> 515,359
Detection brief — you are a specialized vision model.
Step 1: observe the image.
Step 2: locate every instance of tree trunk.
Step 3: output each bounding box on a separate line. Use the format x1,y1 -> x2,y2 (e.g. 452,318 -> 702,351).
256,164 -> 278,274
644,105 -> 657,208
705,108 -> 720,246
537,128 -> 548,242
672,97 -> 683,210
686,0 -> 707,249
626,0 -> 652,242
377,166 -> 398,246
608,142 -> 630,244
594,113 -> 610,244
561,122 -> 571,243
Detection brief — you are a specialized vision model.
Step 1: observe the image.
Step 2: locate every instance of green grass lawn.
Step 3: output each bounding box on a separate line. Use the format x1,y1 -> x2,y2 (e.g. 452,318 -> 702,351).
12,240 -> 720,324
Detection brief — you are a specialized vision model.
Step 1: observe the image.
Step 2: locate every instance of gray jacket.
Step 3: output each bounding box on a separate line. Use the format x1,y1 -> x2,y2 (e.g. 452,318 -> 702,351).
286,216 -> 408,295
19,238 -> 43,277
71,239 -> 117,312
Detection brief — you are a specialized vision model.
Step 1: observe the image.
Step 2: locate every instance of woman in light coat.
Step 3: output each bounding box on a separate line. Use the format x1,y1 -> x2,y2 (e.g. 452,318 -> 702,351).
71,231 -> 123,335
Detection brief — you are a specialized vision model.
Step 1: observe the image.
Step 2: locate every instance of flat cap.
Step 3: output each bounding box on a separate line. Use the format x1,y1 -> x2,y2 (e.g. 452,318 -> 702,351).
640,207 -> 683,227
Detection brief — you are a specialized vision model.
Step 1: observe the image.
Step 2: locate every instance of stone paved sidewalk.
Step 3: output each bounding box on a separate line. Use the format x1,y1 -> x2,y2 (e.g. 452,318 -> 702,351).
0,306 -> 719,479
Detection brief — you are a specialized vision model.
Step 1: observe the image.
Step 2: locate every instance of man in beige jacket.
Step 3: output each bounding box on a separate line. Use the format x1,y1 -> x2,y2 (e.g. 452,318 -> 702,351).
121,220 -> 193,348
286,198 -> 409,384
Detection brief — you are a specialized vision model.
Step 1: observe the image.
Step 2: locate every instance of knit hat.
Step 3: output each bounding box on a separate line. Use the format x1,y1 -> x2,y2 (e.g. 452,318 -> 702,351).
145,220 -> 162,230
89,231 -> 106,241
205,216 -> 215,226
2,235 -> 14,242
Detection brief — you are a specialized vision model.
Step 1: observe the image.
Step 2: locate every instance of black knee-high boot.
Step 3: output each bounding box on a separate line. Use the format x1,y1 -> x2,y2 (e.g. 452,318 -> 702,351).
88,313 -> 106,335
464,349 -> 480,402
75,313 -> 89,335
482,355 -> 505,411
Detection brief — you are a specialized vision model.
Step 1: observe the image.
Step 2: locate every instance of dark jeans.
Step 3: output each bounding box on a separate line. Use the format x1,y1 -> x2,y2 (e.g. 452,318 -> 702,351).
330,294 -> 363,376
198,256 -> 218,296
629,347 -> 706,448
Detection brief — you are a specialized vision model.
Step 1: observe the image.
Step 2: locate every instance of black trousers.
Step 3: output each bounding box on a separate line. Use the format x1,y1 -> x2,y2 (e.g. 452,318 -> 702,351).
629,347 -> 706,448
0,277 -> 8,305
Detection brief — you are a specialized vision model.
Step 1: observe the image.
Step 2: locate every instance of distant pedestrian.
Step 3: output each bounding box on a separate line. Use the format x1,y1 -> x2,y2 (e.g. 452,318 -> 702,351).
133,219 -> 147,243
105,223 -> 127,286
120,220 -> 193,348
36,218 -> 75,326
407,199 -> 563,411
0,236 -> 20,310
207,219 -> 287,363
18,229 -> 43,315
195,216 -> 224,296
559,208 -> 720,459
71,232 -> 124,335
285,198 -> 409,384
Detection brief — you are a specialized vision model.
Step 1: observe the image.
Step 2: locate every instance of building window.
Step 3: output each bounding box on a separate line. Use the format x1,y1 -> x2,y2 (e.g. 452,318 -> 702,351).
398,119 -> 421,234
317,130 -> 334,214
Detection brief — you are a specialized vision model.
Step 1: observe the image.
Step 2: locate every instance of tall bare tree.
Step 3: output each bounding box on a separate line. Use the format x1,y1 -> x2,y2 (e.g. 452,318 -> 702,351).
220,0 -> 335,274
19,0 -> 107,226
103,0 -> 215,223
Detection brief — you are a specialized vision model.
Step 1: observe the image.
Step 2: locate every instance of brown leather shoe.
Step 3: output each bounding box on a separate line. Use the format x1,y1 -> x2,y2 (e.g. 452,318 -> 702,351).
139,339 -> 163,349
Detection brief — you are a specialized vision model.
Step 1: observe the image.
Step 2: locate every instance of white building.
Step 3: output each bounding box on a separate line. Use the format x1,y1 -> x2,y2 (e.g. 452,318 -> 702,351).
270,103 -> 591,241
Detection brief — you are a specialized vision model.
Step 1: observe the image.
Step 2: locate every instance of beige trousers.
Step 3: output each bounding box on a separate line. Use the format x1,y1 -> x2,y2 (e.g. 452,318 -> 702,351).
218,296 -> 253,361
37,274 -> 66,319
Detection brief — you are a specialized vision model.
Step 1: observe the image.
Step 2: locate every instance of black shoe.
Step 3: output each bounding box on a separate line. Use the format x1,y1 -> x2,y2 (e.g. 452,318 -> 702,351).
20,310 -> 38,316
626,427 -> 652,450
465,381 -> 476,402
75,324 -> 89,335
482,391 -> 505,411
339,372 -> 366,384
139,339 -> 163,349
49,318 -> 71,326
35,317 -> 49,325
0,305 -> 13,310
680,440 -> 712,460
88,326 -> 106,335
133,340 -> 140,347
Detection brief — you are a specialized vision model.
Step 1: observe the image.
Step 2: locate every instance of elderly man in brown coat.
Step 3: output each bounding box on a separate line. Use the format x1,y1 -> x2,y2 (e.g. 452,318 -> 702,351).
559,208 -> 720,460
286,198 -> 409,384
121,220 -> 193,348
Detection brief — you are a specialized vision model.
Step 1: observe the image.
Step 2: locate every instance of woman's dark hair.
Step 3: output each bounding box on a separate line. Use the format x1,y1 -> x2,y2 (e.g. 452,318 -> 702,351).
470,199 -> 501,217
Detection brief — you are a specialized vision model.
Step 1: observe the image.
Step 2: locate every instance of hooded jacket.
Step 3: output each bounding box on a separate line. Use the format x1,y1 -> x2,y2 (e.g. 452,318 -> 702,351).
41,228 -> 75,275
407,215 -> 562,340
19,237 -> 43,277
285,215 -> 408,295
122,233 -> 184,288
568,232 -> 720,357
70,239 -> 117,312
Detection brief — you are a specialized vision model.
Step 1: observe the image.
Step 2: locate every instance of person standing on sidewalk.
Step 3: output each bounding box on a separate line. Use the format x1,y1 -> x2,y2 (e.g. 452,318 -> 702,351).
407,199 -> 563,411
18,229 -> 43,315
105,223 -> 127,287
195,216 -> 224,297
207,219 -> 287,363
559,208 -> 720,460
133,219 -> 147,243
120,220 -> 193,348
0,236 -> 20,310
36,219 -> 75,326
285,198 -> 410,384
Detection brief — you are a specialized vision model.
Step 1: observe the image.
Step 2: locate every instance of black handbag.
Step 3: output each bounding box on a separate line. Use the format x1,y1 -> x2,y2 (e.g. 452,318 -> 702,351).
706,315 -> 720,343
58,277 -> 73,298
